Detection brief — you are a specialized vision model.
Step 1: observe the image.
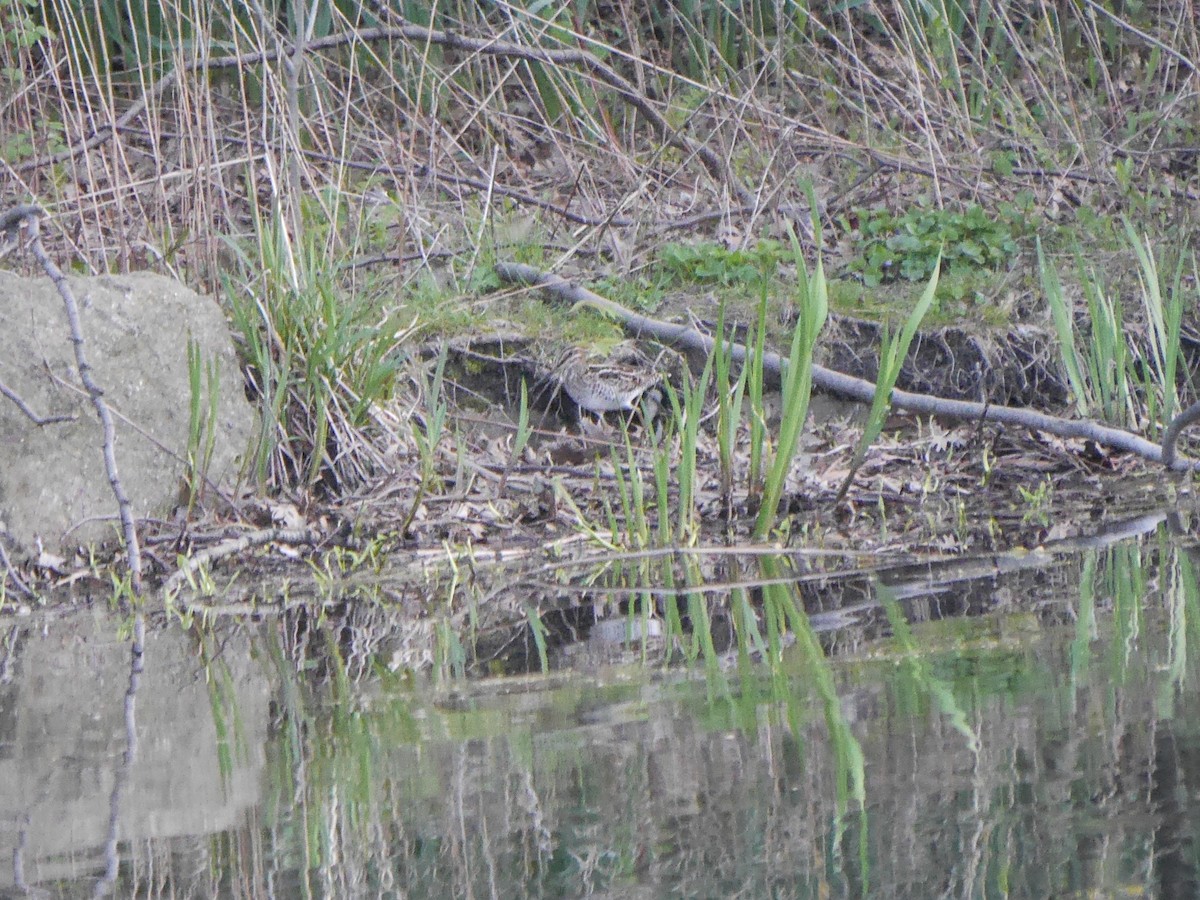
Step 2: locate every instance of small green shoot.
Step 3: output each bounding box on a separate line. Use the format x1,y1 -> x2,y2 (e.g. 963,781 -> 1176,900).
1123,217 -> 1187,429
525,605 -> 550,674
1018,476 -> 1053,526
836,249 -> 941,502
754,219 -> 828,540
497,380 -> 532,496
1077,258 -> 1132,424
712,302 -> 748,515
183,337 -> 219,516
401,349 -> 449,535
434,618 -> 467,682
676,349 -> 715,544
610,433 -> 650,550
1043,225 -> 1191,434
746,285 -> 769,511
650,418 -> 674,546
1039,237 -> 1089,416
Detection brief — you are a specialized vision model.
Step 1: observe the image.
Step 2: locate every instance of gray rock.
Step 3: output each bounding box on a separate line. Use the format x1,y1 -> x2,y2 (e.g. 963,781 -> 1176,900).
0,271 -> 256,554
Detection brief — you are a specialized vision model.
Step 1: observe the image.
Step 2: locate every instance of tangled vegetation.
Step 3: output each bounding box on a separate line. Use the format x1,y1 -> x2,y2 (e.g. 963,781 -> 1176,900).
0,0 -> 1197,581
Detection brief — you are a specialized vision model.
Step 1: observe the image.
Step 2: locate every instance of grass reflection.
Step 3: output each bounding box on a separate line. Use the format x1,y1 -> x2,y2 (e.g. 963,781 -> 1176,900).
762,556 -> 867,812
878,583 -> 981,755
168,527 -> 1200,897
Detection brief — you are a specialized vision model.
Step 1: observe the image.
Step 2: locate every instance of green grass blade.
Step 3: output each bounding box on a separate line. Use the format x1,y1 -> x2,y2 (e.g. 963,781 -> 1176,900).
836,249 -> 941,502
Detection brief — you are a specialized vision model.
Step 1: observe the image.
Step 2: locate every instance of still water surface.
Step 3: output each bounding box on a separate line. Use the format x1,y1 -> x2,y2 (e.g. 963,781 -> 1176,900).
3,521 -> 1200,898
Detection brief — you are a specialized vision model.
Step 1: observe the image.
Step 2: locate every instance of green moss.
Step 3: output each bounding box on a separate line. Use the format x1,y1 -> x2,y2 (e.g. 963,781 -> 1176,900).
827,275 -> 1010,328
400,275 -> 487,335
511,298 -> 627,349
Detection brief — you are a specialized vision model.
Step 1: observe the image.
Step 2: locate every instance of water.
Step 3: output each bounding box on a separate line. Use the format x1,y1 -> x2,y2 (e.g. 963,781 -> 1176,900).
4,518 -> 1200,897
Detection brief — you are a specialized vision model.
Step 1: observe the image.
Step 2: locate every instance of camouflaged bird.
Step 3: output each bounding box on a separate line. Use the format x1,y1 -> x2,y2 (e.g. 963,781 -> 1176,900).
545,345 -> 664,423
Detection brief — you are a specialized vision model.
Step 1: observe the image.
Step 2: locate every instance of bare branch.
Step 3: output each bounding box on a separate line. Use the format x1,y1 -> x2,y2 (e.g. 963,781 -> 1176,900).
495,261 -> 1197,471
4,206 -> 145,592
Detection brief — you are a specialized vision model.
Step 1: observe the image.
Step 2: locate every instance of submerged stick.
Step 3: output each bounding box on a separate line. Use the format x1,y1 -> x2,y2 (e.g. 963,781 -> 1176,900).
495,261 -> 1198,472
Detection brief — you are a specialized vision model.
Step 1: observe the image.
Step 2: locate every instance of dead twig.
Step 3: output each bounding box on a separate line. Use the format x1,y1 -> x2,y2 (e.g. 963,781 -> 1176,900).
0,204 -> 45,259
161,526 -> 321,599
0,540 -> 34,599
0,379 -> 74,427
8,206 -> 146,590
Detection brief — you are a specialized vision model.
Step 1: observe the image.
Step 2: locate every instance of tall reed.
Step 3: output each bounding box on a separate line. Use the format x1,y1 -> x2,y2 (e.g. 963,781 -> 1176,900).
753,224 -> 827,540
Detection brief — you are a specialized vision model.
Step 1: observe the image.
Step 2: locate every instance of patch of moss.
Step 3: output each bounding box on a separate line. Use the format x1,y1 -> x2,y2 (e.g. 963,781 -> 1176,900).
401,274 -> 487,335
827,276 -> 1009,329
513,297 -> 627,349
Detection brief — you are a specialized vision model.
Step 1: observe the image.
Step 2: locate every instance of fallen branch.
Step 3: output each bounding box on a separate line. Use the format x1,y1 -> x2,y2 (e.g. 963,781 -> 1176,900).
494,261 -> 1197,471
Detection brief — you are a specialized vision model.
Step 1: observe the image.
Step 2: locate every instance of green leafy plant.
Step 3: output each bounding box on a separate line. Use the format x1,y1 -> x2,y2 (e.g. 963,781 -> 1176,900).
667,347 -> 714,545
524,604 -> 549,674
402,349 -> 449,535
610,429 -> 652,550
1041,224 -> 1190,431
846,202 -> 1028,299
657,240 -> 789,288
1123,217 -> 1187,431
496,380 -> 532,497
1018,476 -> 1053,525
712,302 -> 748,516
1040,237 -> 1089,417
0,0 -> 49,65
225,203 -> 407,488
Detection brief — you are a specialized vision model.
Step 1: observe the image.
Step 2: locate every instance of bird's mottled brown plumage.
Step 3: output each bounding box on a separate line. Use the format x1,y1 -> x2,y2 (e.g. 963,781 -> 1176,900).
549,348 -> 663,420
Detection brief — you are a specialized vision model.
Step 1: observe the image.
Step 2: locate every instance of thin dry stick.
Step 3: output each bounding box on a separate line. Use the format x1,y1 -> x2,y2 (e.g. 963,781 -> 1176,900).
1081,0 -> 1198,76
13,208 -> 144,590
42,366 -> 236,509
494,261 -> 1198,471
284,0 -> 309,224
122,123 -> 840,235
161,526 -> 321,599
0,540 -> 33,599
0,380 -> 74,426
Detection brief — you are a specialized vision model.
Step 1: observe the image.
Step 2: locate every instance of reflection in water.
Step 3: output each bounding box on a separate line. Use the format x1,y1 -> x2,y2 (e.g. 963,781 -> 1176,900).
5,526 -> 1200,895
93,613 -> 144,899
0,615 -> 266,895
1152,723 -> 1200,900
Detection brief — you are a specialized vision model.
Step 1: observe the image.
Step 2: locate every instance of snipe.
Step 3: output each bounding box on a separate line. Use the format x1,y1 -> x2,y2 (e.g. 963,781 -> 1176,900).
549,347 -> 663,422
